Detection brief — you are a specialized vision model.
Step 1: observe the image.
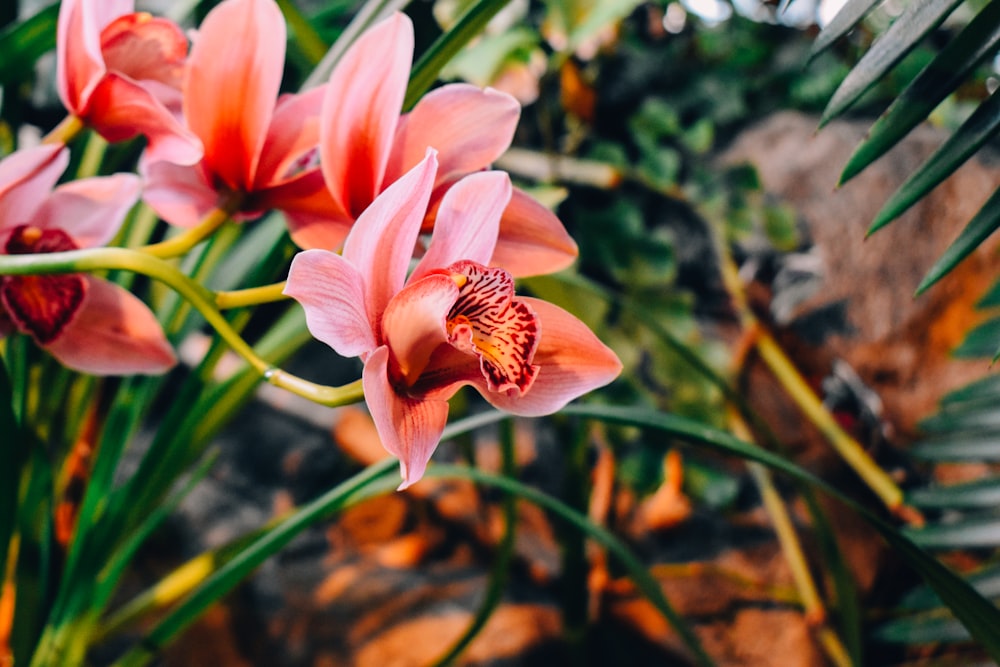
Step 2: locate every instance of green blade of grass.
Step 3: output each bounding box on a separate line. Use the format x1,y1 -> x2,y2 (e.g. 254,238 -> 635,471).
819,0 -> 964,127
809,0 -> 882,59
842,0 -> 1000,186
869,89 -> 1000,235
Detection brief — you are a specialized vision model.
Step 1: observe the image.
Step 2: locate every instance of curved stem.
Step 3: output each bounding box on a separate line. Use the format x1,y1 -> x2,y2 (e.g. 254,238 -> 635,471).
0,248 -> 362,408
216,281 -> 288,309
43,115 -> 86,146
140,197 -> 242,259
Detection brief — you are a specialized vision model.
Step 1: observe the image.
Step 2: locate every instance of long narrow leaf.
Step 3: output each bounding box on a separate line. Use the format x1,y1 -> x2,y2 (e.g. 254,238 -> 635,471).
820,0 -> 964,126
911,432 -> 1000,461
0,3 -> 57,86
404,0 -> 512,109
905,514 -> 1000,549
841,0 -> 1000,186
870,91 -> 1000,235
916,187 -> 1000,295
900,564 -> 1000,610
908,477 -> 1000,509
810,0 -> 883,59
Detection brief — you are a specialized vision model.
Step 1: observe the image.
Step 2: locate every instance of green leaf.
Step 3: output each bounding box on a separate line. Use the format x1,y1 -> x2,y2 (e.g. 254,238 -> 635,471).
899,563 -> 1000,610
977,275 -> 1000,308
870,90 -> 1000,235
873,609 -> 975,644
908,476 -> 1000,509
809,0 -> 882,58
0,3 -> 57,86
404,0 -> 512,109
842,0 -> 1000,186
916,188 -> 1000,295
905,514 -> 1000,549
820,0 -> 964,126
951,316 -> 1000,359
911,431 -> 1000,461
940,372 -> 1000,406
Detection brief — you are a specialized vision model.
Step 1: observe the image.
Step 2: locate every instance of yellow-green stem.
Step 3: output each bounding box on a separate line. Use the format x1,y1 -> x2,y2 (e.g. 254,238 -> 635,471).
75,132 -> 108,179
216,281 -> 288,309
42,115 -> 85,146
733,414 -> 851,667
0,248 -> 363,408
714,222 -> 909,519
140,197 -> 241,259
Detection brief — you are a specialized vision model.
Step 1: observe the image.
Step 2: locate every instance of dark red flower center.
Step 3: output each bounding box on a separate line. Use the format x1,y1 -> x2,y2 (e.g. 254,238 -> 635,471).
1,225 -> 86,344
444,261 -> 539,396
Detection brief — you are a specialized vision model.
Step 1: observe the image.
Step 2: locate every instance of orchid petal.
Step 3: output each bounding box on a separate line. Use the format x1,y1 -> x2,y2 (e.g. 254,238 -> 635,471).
44,277 -> 176,375
184,0 -> 285,190
363,345 -> 450,489
56,0 -> 116,113
258,170 -> 352,250
411,171 -> 510,283
140,159 -> 218,228
381,274 -> 457,386
491,188 -> 578,277
386,84 -> 520,185
33,174 -> 141,248
100,13 -> 187,89
284,249 -> 376,357
87,73 -> 202,165
468,298 -> 621,416
342,151 -> 437,331
0,146 -> 68,235
320,13 -> 412,218
254,88 -> 326,190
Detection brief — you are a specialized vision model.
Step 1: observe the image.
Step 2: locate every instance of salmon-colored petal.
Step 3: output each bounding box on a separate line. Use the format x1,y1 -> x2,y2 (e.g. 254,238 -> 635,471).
87,73 -> 202,165
56,0 -> 119,113
0,146 -> 68,234
320,13 -> 412,218
411,171 -> 510,283
256,170 -> 352,249
184,0 -> 285,190
491,187 -> 578,277
44,277 -> 176,375
101,13 -> 188,89
283,209 -> 354,251
284,249 -> 376,357
467,298 -> 620,416
255,88 -> 326,190
386,84 -> 520,186
140,159 -> 219,228
381,274 -> 457,386
342,151 -> 437,331
33,174 -> 141,248
362,345 -> 451,489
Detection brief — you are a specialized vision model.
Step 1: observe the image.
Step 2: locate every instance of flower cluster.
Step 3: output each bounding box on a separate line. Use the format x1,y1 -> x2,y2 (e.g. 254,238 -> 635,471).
2,0 -> 621,486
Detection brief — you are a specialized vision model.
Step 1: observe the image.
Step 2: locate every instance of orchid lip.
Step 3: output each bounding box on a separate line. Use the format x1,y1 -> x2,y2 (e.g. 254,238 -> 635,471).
2,225 -> 86,344
443,261 -> 540,396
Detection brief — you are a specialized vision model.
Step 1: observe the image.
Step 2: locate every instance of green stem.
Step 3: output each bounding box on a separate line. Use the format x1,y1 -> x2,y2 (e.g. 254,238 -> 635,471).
0,248 -> 362,408
74,132 -> 109,179
140,200 -> 239,259
42,116 -> 85,146
216,281 -> 288,309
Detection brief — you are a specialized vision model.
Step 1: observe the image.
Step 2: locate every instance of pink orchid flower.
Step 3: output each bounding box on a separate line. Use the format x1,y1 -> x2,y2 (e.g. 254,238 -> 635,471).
307,12 -> 577,277
141,0 -> 336,231
56,0 -> 201,164
0,145 -> 175,375
284,153 -> 621,488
